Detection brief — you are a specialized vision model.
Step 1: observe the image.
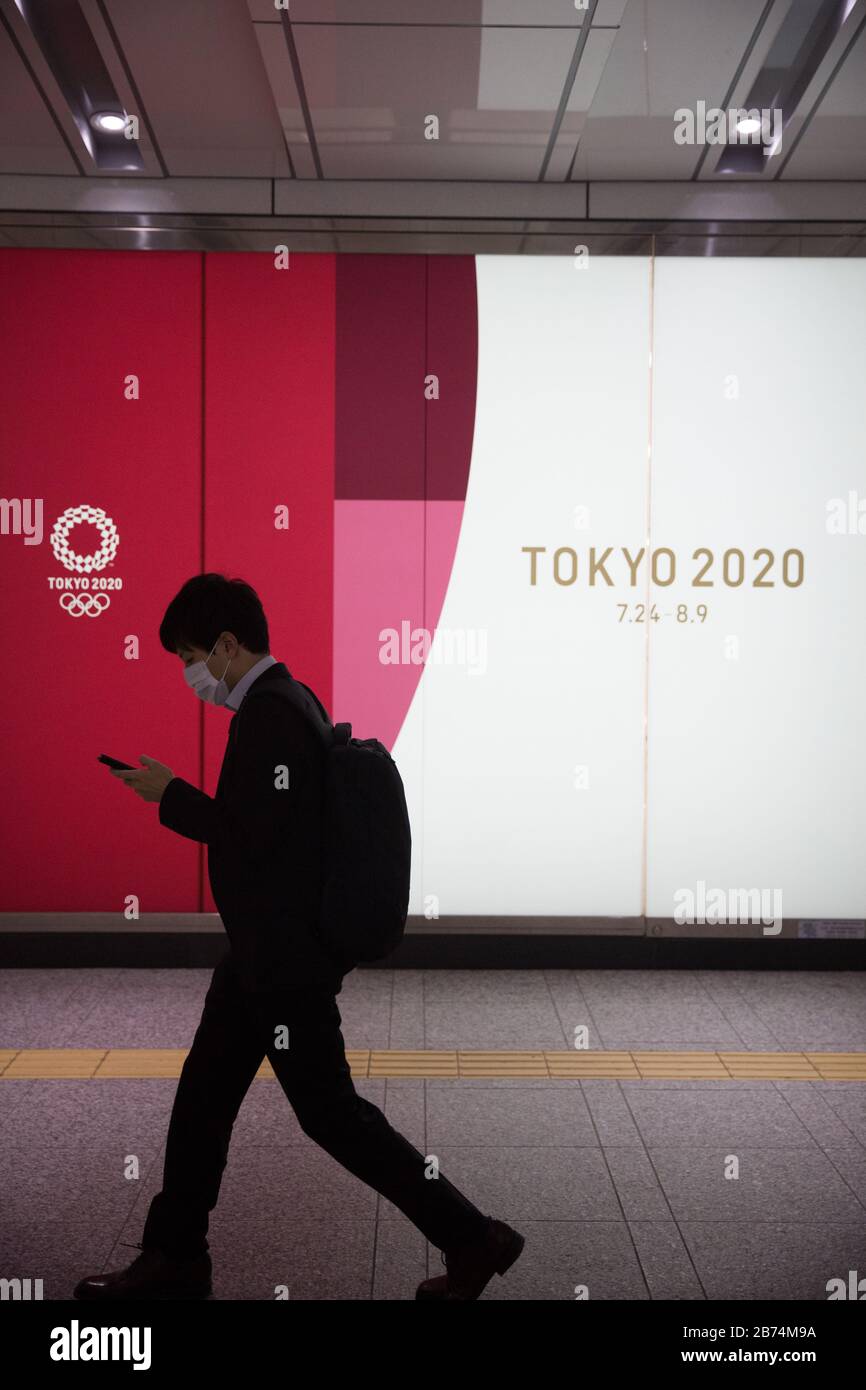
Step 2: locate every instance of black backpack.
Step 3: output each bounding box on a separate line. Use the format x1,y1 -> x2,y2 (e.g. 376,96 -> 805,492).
248,671 -> 412,970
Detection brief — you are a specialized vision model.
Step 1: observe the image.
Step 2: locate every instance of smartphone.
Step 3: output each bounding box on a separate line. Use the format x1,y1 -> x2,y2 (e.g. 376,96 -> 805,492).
98,753 -> 136,771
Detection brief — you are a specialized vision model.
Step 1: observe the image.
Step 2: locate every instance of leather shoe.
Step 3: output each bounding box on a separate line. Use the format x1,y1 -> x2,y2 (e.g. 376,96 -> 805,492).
73,1243 -> 212,1301
416,1218 -> 524,1300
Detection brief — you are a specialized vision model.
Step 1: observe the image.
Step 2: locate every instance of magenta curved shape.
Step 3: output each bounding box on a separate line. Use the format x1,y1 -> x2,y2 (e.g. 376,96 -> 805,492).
333,256 -> 478,749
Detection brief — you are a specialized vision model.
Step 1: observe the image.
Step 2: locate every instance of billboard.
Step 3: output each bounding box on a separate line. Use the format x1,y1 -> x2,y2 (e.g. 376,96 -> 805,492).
1,250 -> 863,925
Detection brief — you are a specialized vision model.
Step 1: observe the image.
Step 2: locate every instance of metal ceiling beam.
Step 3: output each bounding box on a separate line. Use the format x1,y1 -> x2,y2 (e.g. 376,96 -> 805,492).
2,176 -> 866,223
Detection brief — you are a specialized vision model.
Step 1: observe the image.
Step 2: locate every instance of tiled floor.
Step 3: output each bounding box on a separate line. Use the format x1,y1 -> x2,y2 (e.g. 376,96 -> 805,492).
2,967 -> 865,1300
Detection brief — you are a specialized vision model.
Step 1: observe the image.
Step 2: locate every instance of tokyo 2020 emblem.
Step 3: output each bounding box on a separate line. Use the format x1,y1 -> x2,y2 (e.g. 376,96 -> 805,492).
48,504 -> 122,616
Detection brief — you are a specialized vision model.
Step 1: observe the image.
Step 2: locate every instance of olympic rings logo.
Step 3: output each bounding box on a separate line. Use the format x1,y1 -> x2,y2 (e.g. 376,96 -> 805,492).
50,504 -> 119,573
59,592 -> 111,617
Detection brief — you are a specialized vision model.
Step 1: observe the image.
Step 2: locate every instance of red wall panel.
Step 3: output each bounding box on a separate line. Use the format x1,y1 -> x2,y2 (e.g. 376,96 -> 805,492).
0,249 -> 202,910
201,253 -> 336,911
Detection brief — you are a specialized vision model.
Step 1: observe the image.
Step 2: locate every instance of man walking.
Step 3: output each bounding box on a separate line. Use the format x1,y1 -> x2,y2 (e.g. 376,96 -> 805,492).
74,574 -> 524,1301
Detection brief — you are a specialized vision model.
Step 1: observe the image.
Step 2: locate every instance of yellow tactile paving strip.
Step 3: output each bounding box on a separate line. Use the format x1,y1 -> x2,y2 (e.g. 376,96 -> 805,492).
1,1049 -> 865,1080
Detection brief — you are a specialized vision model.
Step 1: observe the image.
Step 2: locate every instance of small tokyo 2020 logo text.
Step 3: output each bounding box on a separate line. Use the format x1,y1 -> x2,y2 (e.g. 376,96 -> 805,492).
48,504 -> 122,617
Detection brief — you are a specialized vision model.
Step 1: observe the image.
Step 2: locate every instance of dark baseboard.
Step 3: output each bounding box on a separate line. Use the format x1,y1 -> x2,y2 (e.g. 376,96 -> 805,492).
0,914 -> 863,970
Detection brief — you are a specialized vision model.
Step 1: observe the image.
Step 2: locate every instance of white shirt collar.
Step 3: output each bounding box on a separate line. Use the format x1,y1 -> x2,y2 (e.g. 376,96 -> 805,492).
224,654 -> 278,711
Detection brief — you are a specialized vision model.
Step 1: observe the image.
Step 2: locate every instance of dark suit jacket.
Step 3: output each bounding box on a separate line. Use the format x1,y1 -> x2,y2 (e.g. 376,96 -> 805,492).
159,660 -> 342,994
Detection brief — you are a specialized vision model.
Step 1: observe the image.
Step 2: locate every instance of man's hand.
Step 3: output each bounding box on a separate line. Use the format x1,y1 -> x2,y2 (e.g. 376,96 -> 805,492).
112,754 -> 174,804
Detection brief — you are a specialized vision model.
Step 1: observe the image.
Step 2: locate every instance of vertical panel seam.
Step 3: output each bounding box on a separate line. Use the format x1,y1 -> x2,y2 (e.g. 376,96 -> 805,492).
641,241 -> 656,922
421,255 -> 429,923
198,251 -> 207,913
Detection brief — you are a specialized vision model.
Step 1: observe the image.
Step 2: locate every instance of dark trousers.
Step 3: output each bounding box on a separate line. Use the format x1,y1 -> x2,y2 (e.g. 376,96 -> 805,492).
142,947 -> 488,1259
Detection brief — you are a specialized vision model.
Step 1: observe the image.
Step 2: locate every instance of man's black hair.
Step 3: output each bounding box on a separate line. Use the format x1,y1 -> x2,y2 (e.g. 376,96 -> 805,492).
159,574 -> 270,655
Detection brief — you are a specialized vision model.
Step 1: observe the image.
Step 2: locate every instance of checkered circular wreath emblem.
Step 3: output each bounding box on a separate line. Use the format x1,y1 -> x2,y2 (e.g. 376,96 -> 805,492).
49,503 -> 120,617
50,504 -> 119,572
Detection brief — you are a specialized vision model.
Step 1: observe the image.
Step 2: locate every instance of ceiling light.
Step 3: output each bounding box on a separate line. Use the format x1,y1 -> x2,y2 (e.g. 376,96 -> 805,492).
90,111 -> 126,133
736,117 -> 762,135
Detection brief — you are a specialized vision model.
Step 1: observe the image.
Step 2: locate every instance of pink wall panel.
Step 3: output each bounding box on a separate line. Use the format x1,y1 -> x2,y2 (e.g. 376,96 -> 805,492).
332,257 -> 477,747
333,498 -> 424,749
332,256 -> 426,745
0,248 -> 202,909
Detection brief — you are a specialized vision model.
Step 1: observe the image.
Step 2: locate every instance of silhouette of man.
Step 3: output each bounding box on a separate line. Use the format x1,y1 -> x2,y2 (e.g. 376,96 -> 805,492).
74,574 -> 523,1301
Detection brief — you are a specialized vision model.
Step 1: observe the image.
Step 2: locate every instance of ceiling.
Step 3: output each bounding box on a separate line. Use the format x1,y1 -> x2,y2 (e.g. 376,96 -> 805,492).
1,0 -> 865,253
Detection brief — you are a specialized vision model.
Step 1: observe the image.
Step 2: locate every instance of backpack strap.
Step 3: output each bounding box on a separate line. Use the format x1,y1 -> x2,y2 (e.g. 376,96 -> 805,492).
290,678 -> 353,749
246,669 -> 352,748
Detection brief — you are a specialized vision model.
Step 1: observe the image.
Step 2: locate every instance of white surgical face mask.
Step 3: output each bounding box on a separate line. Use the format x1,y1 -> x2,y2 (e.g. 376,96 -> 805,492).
183,639 -> 232,706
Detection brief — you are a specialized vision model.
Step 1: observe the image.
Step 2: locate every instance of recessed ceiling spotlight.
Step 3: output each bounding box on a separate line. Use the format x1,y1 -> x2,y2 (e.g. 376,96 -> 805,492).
90,111 -> 126,133
735,116 -> 762,135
